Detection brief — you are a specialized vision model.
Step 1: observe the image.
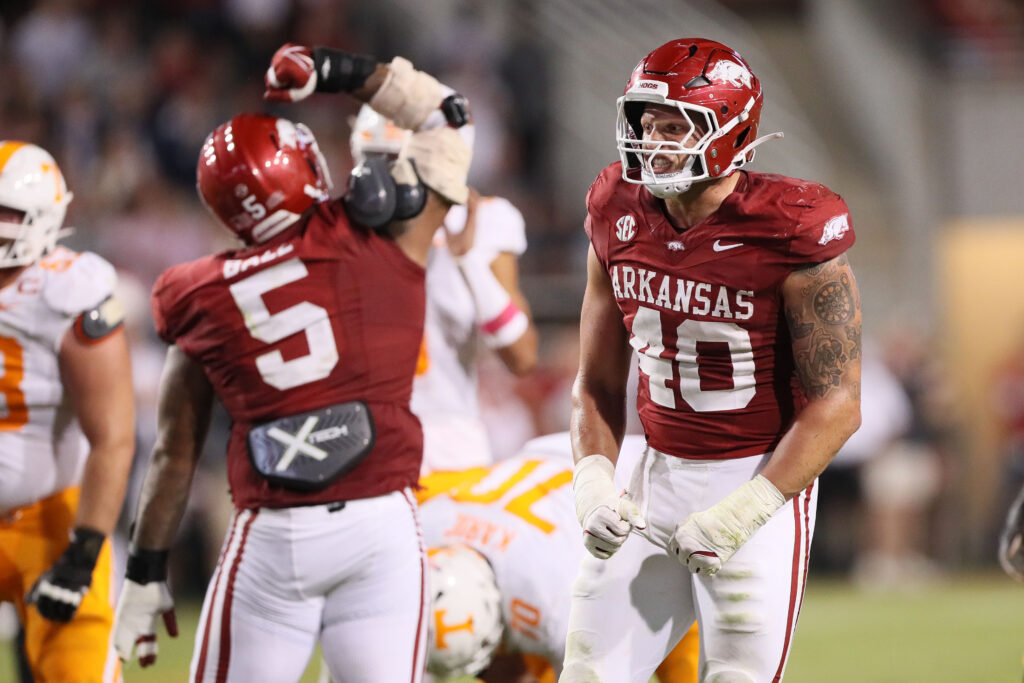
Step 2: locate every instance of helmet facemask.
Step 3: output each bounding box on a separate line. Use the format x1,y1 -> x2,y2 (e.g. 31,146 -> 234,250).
617,99 -> 718,197
0,142 -> 73,268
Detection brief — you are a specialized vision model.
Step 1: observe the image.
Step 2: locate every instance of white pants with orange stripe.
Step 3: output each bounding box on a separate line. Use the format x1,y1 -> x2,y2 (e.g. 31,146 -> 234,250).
190,488 -> 428,683
562,449 -> 817,683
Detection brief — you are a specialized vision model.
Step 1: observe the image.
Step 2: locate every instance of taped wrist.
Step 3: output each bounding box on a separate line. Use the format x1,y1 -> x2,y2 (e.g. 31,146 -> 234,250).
125,546 -> 170,585
457,254 -> 528,349
65,527 -> 105,571
706,475 -> 786,550
572,454 -> 618,528
369,57 -> 445,130
313,47 -> 377,93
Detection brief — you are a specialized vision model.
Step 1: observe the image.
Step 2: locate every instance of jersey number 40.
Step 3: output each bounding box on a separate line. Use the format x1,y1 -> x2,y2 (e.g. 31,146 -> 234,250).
631,305 -> 755,412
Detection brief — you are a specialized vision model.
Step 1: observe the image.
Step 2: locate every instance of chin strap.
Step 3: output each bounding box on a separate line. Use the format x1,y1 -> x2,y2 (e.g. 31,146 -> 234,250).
731,131 -> 784,170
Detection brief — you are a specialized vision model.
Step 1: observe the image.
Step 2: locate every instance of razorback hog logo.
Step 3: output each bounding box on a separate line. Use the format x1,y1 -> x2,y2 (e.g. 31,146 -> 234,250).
616,215 -> 637,242
707,60 -> 752,88
818,214 -> 850,246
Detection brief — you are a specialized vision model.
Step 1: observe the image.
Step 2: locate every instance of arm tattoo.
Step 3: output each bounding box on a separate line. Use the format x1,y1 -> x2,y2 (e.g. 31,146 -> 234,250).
786,254 -> 861,400
795,328 -> 848,398
813,272 -> 855,324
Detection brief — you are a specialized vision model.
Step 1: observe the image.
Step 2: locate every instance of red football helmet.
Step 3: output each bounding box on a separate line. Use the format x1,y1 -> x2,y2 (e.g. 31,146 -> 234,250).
196,113 -> 333,244
616,38 -> 782,197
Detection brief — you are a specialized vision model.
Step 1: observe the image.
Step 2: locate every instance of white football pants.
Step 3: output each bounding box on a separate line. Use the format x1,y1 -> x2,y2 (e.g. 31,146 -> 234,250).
190,489 -> 428,683
562,448 -> 817,683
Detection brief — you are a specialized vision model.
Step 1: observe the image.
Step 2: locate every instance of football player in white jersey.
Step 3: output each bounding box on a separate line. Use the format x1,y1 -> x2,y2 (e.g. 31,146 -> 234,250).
417,433 -> 699,683
350,106 -> 538,472
0,141 -> 135,682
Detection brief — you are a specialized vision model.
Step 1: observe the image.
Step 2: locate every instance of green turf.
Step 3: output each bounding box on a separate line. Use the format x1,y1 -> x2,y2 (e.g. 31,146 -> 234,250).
784,573 -> 1024,683
2,573 -> 1021,682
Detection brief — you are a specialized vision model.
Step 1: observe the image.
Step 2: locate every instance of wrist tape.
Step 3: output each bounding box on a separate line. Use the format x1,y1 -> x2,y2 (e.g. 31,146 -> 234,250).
126,546 -> 170,585
706,475 -> 786,552
572,454 -> 618,527
313,47 -> 377,93
369,57 -> 445,131
457,253 -> 528,348
66,527 -> 105,570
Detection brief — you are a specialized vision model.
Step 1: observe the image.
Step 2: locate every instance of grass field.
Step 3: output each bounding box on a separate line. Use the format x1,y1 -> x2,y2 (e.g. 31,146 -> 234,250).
2,572 -> 1021,682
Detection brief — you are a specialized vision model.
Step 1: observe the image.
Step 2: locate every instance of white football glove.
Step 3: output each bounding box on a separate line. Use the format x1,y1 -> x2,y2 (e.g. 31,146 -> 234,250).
113,579 -> 178,667
573,454 -> 646,560
669,475 -> 786,575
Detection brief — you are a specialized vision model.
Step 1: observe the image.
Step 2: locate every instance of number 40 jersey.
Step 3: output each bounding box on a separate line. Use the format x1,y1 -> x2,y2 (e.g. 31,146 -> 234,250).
151,201 -> 426,509
586,165 -> 855,461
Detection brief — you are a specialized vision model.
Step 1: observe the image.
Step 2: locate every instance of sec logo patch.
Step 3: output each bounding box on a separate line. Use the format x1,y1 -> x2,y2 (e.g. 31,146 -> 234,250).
616,215 -> 637,242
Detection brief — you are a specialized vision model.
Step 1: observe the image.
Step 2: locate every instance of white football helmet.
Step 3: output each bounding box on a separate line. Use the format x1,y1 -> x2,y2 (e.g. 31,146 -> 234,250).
426,545 -> 504,678
0,142 -> 72,268
349,104 -> 410,164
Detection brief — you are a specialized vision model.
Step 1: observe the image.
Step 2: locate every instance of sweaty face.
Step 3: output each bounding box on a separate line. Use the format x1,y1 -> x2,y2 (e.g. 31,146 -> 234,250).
639,103 -> 708,175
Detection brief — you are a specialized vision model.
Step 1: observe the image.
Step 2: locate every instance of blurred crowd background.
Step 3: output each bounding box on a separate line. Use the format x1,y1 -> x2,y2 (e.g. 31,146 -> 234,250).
2,0 -> 1024,599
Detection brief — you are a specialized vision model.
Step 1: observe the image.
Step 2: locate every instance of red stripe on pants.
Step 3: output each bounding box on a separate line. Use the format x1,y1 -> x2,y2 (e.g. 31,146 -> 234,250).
193,513 -> 243,681
215,510 -> 258,683
772,491 -> 805,683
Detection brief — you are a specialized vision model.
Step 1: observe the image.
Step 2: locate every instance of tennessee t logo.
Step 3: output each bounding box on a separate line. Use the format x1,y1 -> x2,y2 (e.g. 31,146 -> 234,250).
434,609 -> 474,649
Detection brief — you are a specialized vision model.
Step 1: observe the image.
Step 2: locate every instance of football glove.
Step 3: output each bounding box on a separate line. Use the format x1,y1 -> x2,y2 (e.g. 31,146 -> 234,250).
27,527 -> 104,622
264,44 -> 379,102
264,43 -> 316,102
669,475 -> 786,575
999,484 -> 1024,582
113,548 -> 177,667
573,454 -> 646,560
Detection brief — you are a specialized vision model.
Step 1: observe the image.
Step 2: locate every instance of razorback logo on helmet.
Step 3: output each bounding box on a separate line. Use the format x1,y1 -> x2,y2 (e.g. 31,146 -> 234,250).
818,214 -> 850,246
275,119 -> 300,148
707,59 -> 752,88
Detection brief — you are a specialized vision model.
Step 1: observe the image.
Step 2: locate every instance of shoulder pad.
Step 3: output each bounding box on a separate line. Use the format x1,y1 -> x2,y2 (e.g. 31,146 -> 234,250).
40,250 -> 117,317
467,197 -> 527,258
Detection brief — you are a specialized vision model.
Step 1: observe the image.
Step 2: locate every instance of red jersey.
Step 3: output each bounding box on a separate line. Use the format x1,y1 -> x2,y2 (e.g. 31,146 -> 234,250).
152,201 -> 426,509
586,165 -> 855,460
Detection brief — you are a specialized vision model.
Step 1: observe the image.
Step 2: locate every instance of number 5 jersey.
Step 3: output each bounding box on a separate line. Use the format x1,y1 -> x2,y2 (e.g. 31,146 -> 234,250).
151,201 -> 426,509
585,164 -> 855,461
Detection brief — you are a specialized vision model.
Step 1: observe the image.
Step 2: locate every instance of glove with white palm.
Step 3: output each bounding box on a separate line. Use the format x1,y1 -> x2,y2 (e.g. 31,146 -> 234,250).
573,454 -> 646,560
669,475 -> 786,575
113,548 -> 178,667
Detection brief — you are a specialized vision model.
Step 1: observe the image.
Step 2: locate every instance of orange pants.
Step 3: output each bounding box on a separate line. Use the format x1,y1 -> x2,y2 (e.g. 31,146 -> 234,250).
0,486 -> 120,682
519,620 -> 700,683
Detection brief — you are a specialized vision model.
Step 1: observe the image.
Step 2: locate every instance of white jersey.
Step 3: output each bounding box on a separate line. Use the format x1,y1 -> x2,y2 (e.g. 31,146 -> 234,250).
417,433 -> 647,670
412,197 -> 527,472
0,247 -> 117,510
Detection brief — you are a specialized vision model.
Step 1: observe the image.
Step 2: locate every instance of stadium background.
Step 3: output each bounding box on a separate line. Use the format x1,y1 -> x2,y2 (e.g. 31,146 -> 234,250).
1,0 -> 1023,680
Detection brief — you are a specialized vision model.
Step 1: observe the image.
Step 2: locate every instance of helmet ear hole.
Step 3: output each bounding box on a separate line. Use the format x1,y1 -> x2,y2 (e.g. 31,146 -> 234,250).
735,126 -> 751,149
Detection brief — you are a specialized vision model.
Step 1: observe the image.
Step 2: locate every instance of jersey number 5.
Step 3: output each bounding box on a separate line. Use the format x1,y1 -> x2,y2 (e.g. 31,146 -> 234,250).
630,305 -> 755,412
229,258 -> 339,391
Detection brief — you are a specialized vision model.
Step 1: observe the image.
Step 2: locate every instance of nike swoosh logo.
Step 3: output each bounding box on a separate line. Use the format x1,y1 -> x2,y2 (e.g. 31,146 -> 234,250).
712,240 -> 744,252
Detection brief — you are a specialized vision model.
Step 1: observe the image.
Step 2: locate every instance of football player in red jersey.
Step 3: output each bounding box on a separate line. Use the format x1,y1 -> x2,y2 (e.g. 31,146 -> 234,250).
111,45 -> 472,682
563,39 -> 862,682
